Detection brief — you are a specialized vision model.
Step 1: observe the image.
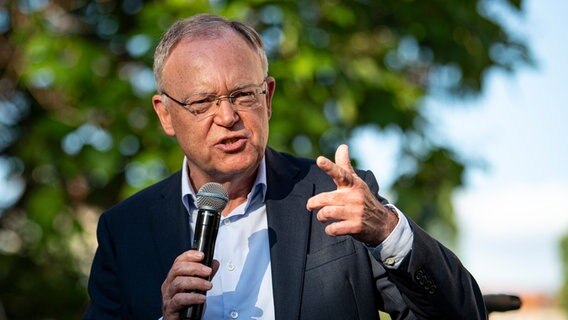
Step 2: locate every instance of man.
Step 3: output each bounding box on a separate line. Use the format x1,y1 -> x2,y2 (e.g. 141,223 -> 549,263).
85,13 -> 487,319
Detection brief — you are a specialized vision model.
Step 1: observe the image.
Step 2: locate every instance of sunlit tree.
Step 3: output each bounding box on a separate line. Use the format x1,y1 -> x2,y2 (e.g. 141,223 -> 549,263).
0,0 -> 530,318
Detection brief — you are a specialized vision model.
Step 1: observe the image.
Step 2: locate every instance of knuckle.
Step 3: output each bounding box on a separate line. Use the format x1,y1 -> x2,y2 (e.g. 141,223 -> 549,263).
161,281 -> 170,295
337,170 -> 349,183
170,277 -> 184,291
187,277 -> 203,290
350,196 -> 364,209
355,191 -> 366,203
316,209 -> 326,221
173,253 -> 187,264
170,293 -> 185,307
171,264 -> 185,276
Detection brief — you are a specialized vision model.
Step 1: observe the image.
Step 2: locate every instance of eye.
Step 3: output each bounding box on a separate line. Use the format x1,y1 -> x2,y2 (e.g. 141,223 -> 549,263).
233,90 -> 254,98
231,90 -> 257,104
192,96 -> 217,105
188,96 -> 216,113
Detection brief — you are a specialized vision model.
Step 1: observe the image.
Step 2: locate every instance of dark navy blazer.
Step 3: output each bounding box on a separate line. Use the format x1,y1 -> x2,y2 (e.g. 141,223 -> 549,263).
85,148 -> 487,319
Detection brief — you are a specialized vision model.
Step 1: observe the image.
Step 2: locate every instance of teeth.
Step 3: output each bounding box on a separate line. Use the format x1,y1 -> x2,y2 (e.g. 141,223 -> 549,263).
225,138 -> 237,144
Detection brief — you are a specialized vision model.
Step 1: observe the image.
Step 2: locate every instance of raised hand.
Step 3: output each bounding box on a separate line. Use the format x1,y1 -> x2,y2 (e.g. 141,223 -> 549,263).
306,144 -> 398,246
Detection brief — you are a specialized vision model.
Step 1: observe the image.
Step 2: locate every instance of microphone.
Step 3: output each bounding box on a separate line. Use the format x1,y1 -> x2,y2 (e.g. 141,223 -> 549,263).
484,294 -> 522,313
180,182 -> 229,320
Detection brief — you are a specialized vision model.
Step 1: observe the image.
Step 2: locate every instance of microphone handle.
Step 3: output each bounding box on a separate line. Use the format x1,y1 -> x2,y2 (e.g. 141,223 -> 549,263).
180,208 -> 221,320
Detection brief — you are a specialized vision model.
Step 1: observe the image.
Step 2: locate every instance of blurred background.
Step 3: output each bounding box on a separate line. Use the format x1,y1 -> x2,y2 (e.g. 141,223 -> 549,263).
0,0 -> 565,319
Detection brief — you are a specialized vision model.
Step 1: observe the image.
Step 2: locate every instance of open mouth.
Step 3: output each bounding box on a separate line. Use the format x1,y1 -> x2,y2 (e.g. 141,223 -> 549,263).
223,138 -> 239,145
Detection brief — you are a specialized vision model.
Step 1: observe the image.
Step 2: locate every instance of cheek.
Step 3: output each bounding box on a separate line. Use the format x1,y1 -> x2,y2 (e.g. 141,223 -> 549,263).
254,117 -> 270,144
170,116 -> 207,143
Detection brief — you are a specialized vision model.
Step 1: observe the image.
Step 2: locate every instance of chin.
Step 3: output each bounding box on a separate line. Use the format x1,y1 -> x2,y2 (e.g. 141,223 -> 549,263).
223,152 -> 261,173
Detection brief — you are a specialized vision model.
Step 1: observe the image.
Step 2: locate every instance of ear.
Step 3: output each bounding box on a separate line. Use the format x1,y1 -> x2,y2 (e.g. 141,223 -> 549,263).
152,94 -> 176,136
264,76 -> 276,119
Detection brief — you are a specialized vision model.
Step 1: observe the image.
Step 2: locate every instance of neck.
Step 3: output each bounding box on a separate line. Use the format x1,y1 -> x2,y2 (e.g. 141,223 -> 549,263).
221,179 -> 254,216
188,165 -> 259,217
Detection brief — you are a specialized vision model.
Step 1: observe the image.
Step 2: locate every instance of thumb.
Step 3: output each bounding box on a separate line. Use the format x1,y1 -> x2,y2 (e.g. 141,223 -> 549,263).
335,144 -> 354,173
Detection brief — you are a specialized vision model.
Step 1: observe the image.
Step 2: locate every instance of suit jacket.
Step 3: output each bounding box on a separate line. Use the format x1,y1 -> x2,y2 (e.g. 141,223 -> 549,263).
85,148 -> 487,319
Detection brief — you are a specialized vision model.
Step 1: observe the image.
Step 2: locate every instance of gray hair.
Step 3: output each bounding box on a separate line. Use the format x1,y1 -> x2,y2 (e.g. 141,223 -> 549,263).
153,13 -> 269,92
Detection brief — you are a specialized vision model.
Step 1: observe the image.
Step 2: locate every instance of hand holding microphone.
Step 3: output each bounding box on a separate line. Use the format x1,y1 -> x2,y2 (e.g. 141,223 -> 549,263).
180,183 -> 228,320
161,183 -> 228,320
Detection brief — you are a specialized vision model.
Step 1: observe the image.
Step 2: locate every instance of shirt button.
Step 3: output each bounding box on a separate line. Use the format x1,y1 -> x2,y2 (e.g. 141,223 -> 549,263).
384,257 -> 396,266
227,262 -> 235,271
230,310 -> 239,319
223,219 -> 231,226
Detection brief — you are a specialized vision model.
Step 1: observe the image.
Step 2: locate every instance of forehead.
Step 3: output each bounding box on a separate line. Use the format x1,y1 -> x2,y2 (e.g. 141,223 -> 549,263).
162,31 -> 264,91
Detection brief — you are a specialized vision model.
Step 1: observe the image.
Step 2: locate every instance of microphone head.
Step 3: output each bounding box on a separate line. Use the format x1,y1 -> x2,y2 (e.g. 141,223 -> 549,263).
196,182 -> 229,212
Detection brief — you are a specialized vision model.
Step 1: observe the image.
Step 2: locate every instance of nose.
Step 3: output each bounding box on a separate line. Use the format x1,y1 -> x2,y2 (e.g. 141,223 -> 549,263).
213,98 -> 239,127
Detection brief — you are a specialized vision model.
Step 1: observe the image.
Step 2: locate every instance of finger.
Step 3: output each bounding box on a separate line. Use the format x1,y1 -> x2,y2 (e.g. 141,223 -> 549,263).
316,156 -> 353,188
176,250 -> 205,263
169,276 -> 213,296
172,291 -> 207,306
166,251 -> 213,282
306,187 -> 359,212
170,263 -> 213,281
314,205 -> 345,223
315,145 -> 356,188
306,190 -> 339,212
324,220 -> 363,237
164,291 -> 207,320
312,193 -> 367,223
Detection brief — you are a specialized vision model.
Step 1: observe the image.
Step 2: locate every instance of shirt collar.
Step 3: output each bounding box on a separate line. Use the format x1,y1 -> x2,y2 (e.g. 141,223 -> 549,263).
181,156 -> 267,214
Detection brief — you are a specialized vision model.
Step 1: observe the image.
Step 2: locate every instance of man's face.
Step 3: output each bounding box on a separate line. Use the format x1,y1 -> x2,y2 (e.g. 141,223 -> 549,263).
152,30 -> 275,187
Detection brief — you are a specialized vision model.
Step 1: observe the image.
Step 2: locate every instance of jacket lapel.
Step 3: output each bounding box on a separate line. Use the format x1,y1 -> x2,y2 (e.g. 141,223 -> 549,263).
265,148 -> 314,320
149,172 -> 192,275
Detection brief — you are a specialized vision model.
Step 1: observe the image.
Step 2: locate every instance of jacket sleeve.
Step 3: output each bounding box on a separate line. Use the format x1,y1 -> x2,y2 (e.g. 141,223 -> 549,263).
361,170 -> 487,319
384,220 -> 487,319
83,213 -> 122,319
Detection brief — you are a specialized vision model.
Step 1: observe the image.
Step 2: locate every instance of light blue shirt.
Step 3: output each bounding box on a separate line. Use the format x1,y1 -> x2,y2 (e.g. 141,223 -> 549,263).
182,157 -> 274,319
178,156 -> 413,319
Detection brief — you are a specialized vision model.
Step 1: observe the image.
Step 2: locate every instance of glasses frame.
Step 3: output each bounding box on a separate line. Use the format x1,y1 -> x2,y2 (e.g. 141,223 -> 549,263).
161,78 -> 268,120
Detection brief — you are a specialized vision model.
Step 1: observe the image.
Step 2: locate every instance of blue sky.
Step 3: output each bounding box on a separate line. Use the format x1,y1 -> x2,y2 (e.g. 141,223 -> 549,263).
354,0 -> 568,295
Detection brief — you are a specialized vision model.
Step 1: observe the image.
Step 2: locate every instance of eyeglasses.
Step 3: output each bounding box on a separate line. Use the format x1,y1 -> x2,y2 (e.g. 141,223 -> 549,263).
161,79 -> 268,120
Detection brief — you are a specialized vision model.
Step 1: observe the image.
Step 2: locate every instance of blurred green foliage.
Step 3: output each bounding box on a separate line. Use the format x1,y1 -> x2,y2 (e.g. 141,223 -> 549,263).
0,0 -> 530,318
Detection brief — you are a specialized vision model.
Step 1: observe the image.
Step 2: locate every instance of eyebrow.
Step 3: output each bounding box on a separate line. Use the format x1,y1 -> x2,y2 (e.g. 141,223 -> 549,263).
182,81 -> 259,99
230,82 -> 258,91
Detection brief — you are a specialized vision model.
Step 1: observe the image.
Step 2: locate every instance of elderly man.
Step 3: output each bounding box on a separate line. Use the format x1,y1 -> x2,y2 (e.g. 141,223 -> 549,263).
85,13 -> 487,320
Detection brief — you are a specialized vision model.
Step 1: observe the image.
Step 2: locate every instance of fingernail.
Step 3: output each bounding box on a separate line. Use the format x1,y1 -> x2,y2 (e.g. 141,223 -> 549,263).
195,251 -> 204,259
